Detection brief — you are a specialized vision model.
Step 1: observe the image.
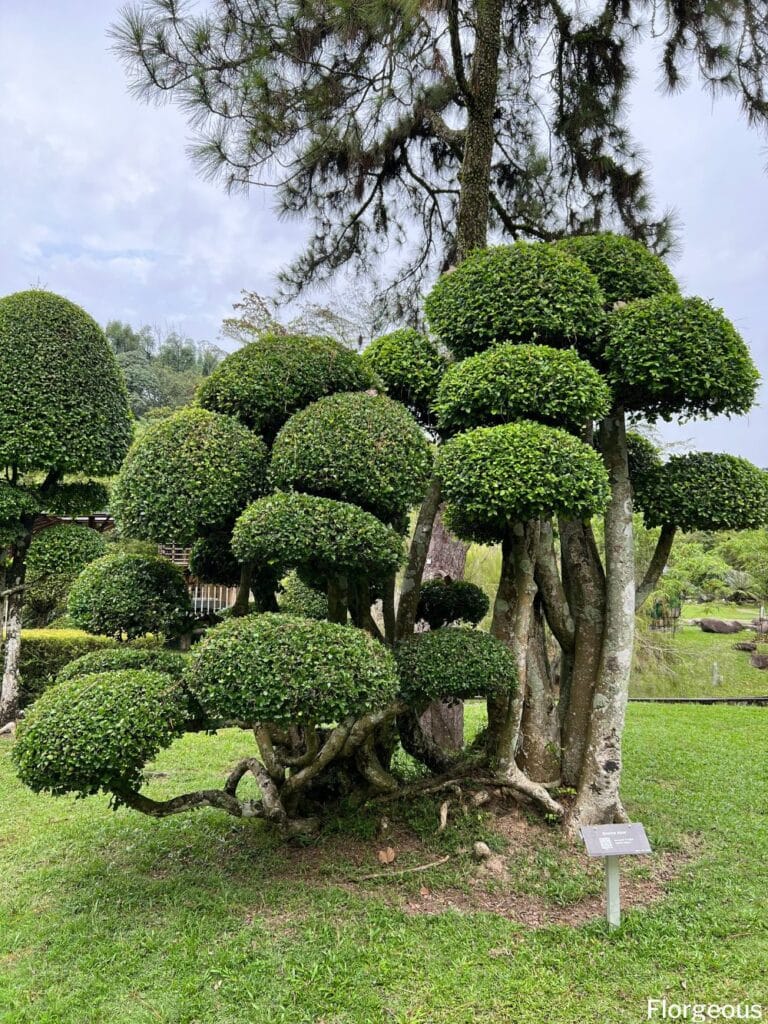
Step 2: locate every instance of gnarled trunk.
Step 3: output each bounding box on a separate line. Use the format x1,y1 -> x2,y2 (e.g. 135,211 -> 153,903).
519,596 -> 561,784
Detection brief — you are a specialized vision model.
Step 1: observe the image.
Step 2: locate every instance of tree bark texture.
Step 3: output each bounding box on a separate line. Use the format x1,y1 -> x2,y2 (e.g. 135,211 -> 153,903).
0,530 -> 32,726
519,596 -> 561,784
572,410 -> 635,828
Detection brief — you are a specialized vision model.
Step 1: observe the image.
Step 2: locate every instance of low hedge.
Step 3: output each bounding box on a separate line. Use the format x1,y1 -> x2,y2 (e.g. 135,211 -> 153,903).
18,629 -> 159,707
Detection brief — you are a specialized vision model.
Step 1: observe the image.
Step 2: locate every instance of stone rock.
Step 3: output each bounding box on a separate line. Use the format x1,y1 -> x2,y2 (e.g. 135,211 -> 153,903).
0,721 -> 16,738
734,642 -> 757,653
473,841 -> 492,861
480,854 -> 507,877
699,619 -> 745,635
750,653 -> 768,670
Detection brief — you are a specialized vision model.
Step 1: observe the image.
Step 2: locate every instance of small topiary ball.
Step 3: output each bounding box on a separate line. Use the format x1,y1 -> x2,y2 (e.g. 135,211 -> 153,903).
197,333 -> 376,441
637,453 -> 768,532
424,242 -> 605,358
13,670 -> 187,798
278,571 -> 328,620
112,407 -> 268,546
68,553 -> 192,640
232,492 -> 405,581
269,391 -> 433,524
41,482 -> 111,518
554,234 -> 679,307
395,627 -> 517,705
0,482 -> 40,527
604,295 -> 759,421
186,613 -> 399,725
361,329 -> 447,424
55,647 -> 187,684
626,432 -> 663,508
416,578 -> 489,630
435,343 -> 611,434
0,290 -> 132,474
437,422 -> 610,544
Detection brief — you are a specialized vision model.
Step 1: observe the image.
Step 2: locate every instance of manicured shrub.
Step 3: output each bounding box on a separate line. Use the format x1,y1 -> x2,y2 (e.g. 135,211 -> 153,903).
18,629 -> 119,706
424,243 -> 605,358
112,407 -> 268,546
278,572 -> 328,620
0,482 -> 40,524
0,290 -> 132,474
56,647 -> 187,684
361,329 -> 446,423
25,525 -> 107,625
435,343 -> 611,434
13,670 -> 188,798
437,422 -> 610,543
269,391 -> 433,524
638,453 -> 768,532
197,333 -> 376,441
416,578 -> 489,629
555,234 -> 679,307
626,432 -> 663,508
395,627 -> 517,704
68,554 -> 192,640
232,492 -> 404,581
187,613 -> 399,725
604,295 -> 759,421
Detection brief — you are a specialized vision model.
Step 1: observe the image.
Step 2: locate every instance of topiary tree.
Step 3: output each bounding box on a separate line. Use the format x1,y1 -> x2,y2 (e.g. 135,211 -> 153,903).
55,646 -> 187,684
269,391 -> 433,527
416,578 -> 489,630
24,525 -> 107,626
278,572 -> 328,621
0,290 -> 133,725
395,627 -> 516,705
68,553 -> 192,641
197,333 -> 376,442
424,235 -> 764,829
112,407 -> 269,614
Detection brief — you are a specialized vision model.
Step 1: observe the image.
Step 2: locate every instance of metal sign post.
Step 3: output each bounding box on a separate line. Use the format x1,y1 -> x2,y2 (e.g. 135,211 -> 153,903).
580,823 -> 652,930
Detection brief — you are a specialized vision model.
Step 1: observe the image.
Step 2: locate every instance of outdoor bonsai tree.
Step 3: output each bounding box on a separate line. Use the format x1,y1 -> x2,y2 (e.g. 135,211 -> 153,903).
416,578 -> 489,630
0,290 -> 132,725
24,524 -> 107,626
68,553 -> 193,641
427,235 -> 764,828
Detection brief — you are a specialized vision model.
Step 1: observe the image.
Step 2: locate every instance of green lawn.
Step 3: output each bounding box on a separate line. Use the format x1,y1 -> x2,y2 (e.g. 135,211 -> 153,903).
631,622 -> 768,698
2,704 -> 768,1023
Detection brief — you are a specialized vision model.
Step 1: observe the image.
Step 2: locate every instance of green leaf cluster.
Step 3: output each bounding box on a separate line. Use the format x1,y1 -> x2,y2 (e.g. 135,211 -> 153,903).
0,291 -> 132,474
18,629 -> 120,706
68,554 -> 192,640
232,492 -> 404,581
42,482 -> 111,517
361,329 -> 446,423
112,407 -> 268,546
555,234 -> 679,307
269,391 -> 433,525
278,571 -> 328,620
55,647 -> 187,684
424,243 -> 605,358
188,531 -> 241,586
638,453 -> 768,532
13,670 -> 187,798
186,613 -> 399,725
0,482 -> 40,527
197,333 -> 376,442
604,295 -> 759,420
395,627 -> 517,704
437,422 -> 610,543
435,343 -> 610,434
416,578 -> 489,630
25,525 -> 107,626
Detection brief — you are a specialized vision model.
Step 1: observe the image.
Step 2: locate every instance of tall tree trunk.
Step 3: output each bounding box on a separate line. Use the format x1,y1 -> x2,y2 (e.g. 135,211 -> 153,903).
571,411 -> 634,828
327,575 -> 348,625
231,563 -> 253,617
0,530 -> 32,726
519,596 -> 561,784
454,0 -> 504,259
396,477 -> 442,641
558,518 -> 606,787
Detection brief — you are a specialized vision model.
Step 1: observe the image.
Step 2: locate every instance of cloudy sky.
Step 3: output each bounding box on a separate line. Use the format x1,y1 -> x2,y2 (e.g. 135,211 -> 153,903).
0,1 -> 766,462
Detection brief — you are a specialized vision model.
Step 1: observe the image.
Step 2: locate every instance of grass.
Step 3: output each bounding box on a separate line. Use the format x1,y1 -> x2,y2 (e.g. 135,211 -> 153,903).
2,703 -> 768,1023
631,622 -> 768,698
